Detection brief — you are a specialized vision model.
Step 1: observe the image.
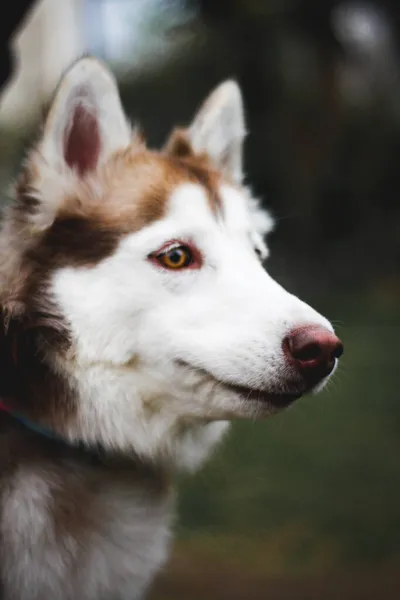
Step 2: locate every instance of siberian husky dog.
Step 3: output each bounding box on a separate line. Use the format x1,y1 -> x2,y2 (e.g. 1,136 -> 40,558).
0,58 -> 343,600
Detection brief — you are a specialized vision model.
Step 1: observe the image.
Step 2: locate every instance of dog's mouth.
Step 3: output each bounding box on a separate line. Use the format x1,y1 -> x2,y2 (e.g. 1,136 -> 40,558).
222,383 -> 302,409
177,361 -> 303,409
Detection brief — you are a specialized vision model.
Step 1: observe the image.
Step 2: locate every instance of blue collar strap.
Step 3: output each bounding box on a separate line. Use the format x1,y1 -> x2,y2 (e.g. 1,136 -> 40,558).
0,401 -> 105,463
0,402 -> 142,468
0,401 -> 64,440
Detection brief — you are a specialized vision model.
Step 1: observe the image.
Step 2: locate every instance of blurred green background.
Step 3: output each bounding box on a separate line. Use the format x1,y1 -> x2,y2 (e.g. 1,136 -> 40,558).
1,0 -> 400,598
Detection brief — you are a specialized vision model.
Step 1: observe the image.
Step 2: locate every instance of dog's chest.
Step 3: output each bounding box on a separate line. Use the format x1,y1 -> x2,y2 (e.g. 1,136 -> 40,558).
0,463 -> 173,600
78,481 -> 173,599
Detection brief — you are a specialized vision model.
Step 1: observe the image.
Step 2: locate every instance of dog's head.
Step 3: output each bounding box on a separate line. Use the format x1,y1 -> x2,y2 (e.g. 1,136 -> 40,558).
0,58 -> 342,467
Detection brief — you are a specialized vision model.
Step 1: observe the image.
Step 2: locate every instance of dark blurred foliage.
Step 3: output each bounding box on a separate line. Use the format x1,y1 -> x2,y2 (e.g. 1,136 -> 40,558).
0,0 -> 35,88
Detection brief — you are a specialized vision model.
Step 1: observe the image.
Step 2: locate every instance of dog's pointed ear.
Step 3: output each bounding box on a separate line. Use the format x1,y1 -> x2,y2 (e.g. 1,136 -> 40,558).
40,57 -> 131,175
187,80 -> 246,183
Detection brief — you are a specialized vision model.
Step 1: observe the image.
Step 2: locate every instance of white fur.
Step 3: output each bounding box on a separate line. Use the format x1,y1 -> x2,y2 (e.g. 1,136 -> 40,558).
22,52 -> 336,517
51,181 -> 332,467
1,59 -> 340,600
1,467 -> 172,600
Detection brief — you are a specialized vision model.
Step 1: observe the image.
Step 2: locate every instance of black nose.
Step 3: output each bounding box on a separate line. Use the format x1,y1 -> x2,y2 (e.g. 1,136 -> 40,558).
283,325 -> 343,387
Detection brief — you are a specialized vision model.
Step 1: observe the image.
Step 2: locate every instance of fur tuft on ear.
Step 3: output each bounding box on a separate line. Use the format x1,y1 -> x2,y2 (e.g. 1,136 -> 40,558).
187,80 -> 246,183
40,57 -> 131,175
164,128 -> 194,159
247,195 -> 275,238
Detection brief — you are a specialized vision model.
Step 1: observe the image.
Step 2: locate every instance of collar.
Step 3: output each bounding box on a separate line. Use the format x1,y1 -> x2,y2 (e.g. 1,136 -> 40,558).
0,400 -> 105,464
0,400 -> 65,441
0,401 -> 147,470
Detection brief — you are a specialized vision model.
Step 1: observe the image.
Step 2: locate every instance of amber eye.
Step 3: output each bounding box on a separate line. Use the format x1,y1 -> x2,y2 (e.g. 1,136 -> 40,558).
156,245 -> 194,270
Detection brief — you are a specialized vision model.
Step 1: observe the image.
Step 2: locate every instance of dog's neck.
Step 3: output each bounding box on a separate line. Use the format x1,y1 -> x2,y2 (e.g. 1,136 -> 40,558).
2,335 -> 230,474
60,360 -> 231,472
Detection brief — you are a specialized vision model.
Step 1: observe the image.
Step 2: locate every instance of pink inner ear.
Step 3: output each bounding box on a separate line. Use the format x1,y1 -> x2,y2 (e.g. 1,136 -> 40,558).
64,99 -> 101,175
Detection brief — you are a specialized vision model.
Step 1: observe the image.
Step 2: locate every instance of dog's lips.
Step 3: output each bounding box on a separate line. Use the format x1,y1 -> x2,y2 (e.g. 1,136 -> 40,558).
225,384 -> 302,408
177,361 -> 302,409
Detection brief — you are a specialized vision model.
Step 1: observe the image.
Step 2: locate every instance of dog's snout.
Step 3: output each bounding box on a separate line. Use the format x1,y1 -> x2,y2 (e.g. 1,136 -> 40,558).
283,325 -> 343,385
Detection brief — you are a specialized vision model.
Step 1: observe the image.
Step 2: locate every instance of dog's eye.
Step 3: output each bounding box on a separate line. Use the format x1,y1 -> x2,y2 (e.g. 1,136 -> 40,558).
159,246 -> 192,269
150,243 -> 199,270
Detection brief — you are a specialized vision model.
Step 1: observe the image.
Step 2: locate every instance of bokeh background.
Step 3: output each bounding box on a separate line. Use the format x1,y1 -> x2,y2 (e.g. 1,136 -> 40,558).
1,1 -> 400,598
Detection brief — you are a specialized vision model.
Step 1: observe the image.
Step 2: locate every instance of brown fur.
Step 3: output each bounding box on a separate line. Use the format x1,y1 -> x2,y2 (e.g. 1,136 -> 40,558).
16,140 -> 223,265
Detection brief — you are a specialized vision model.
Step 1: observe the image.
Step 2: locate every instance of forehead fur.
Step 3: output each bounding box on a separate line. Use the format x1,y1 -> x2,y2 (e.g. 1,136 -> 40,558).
0,135 -> 230,318
16,145 -> 222,259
